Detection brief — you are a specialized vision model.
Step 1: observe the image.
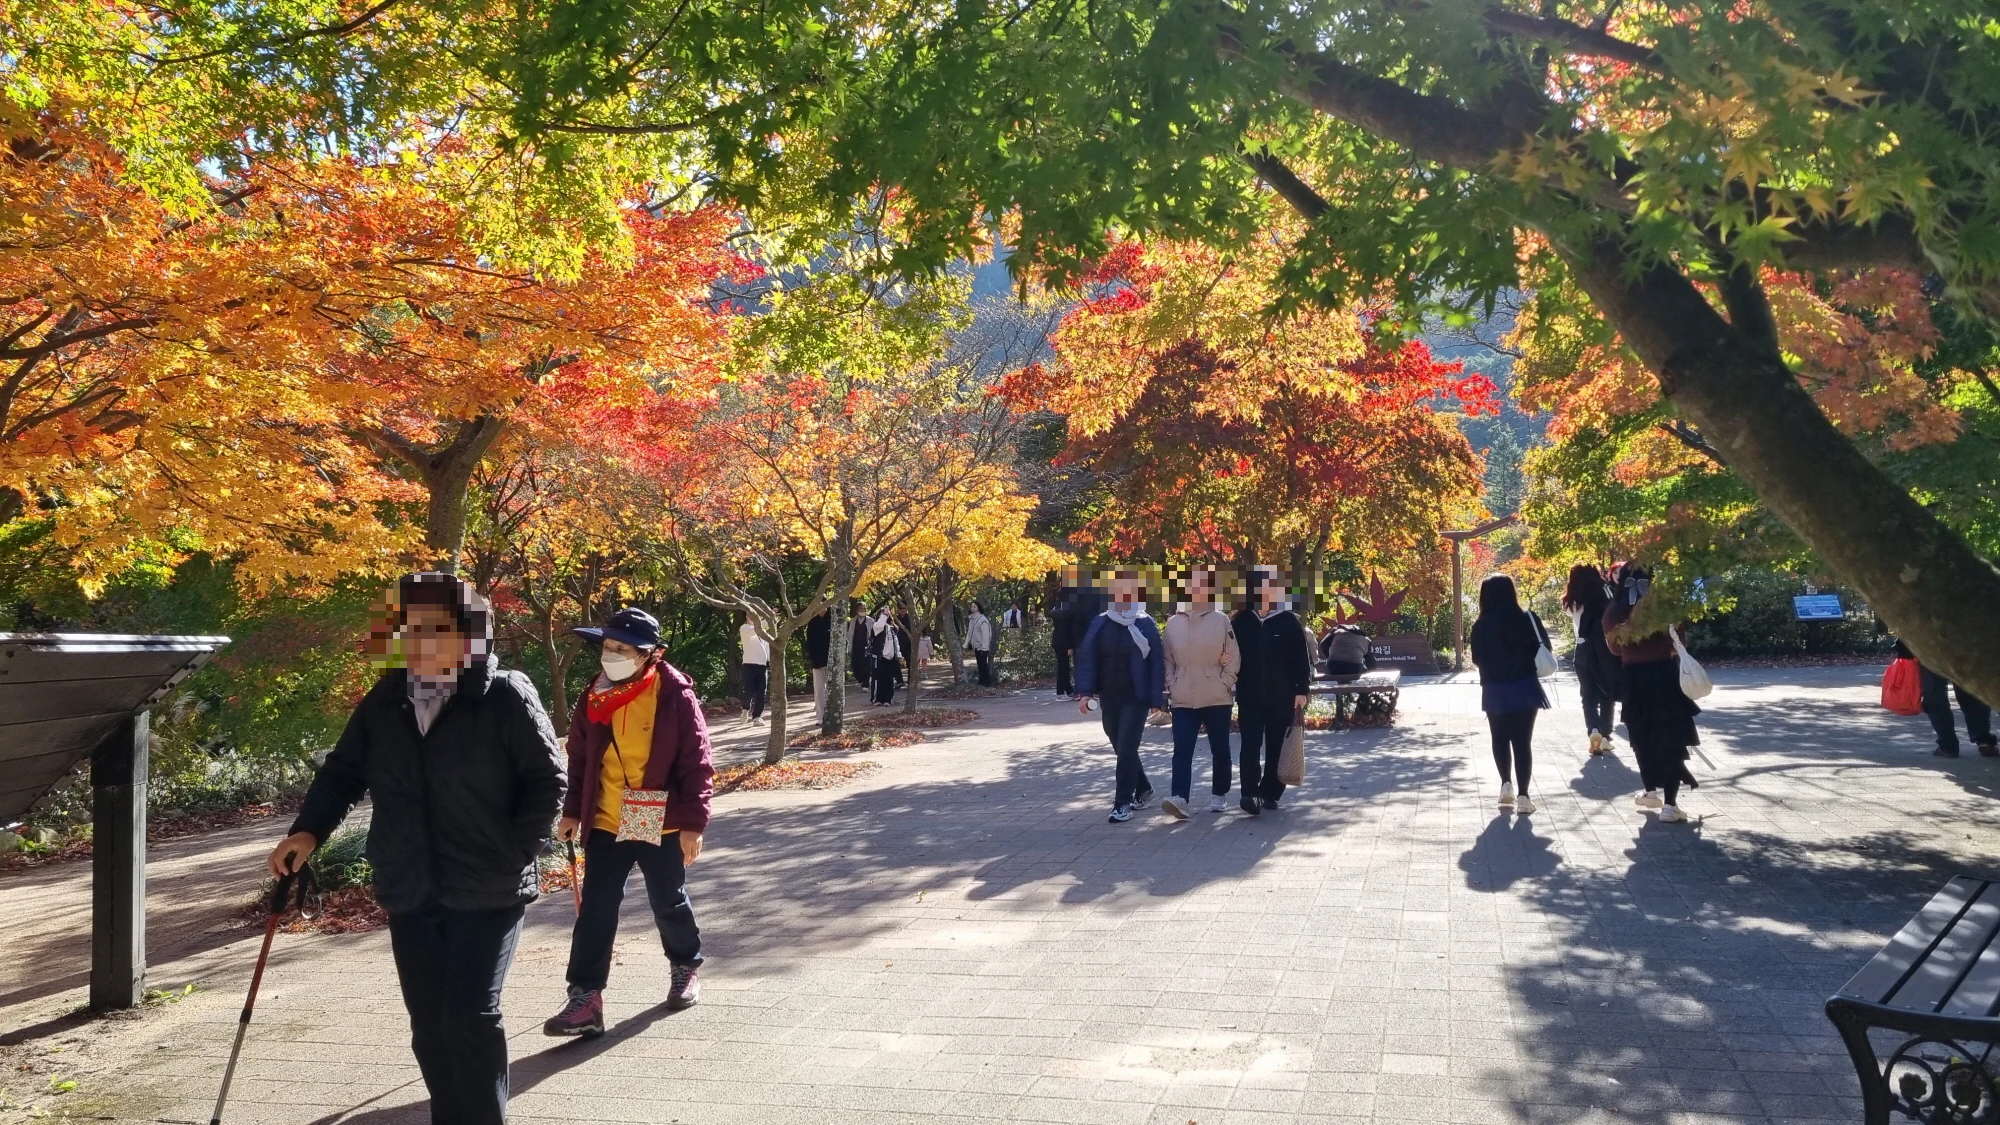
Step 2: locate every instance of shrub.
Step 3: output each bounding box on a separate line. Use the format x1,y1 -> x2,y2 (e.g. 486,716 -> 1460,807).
311,826 -> 373,889
1683,569 -> 1886,658
996,619 -> 1056,680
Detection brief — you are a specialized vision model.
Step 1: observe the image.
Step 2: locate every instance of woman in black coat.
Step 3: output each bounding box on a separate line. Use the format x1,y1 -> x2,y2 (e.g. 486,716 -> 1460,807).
1470,573 -> 1551,814
1604,563 -> 1701,822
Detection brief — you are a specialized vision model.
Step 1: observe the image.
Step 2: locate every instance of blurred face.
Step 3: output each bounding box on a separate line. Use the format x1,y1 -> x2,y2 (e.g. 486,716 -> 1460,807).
603,638 -> 647,662
1111,573 -> 1141,606
1188,566 -> 1215,608
403,603 -> 469,679
1257,574 -> 1285,613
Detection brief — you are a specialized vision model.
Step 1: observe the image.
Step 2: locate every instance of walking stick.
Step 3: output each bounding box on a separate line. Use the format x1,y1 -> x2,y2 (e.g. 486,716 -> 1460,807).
211,865 -> 315,1125
565,839 -> 583,916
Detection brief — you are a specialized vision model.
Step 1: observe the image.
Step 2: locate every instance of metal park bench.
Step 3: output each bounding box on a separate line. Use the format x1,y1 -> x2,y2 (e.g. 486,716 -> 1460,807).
1308,668 -> 1401,723
1827,875 -> 2000,1124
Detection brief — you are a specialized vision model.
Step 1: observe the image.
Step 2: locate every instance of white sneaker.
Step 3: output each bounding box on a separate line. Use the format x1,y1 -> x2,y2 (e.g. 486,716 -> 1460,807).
1160,796 -> 1190,820
1634,790 -> 1663,809
1515,795 -> 1536,814
1499,782 -> 1515,807
1658,804 -> 1688,823
1207,795 -> 1228,813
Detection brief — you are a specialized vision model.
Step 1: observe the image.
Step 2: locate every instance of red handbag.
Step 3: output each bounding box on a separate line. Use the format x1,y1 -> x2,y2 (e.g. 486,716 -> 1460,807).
1882,658 -> 1922,716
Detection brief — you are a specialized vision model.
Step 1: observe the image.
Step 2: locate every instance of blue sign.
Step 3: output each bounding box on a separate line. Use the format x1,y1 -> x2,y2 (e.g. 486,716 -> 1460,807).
1794,594 -> 1844,620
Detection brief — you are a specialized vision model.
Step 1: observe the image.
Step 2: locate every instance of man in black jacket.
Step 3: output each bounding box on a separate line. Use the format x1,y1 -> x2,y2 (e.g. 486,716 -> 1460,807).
268,573 -> 564,1125
1231,568 -> 1312,814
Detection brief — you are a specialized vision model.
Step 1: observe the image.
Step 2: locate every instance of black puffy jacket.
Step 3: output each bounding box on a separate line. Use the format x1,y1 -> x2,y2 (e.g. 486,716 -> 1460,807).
290,659 -> 566,913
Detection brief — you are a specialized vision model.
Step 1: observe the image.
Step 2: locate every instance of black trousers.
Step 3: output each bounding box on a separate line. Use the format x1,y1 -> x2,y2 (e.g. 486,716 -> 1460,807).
1100,696 -> 1152,806
1487,710 -> 1536,792
1171,704 -> 1232,800
387,903 -> 525,1125
974,649 -> 994,686
742,662 -> 767,719
1055,649 -> 1073,696
566,829 -> 703,992
1576,645 -> 1617,738
1238,702 -> 1292,803
1922,666 -> 1994,753
872,657 -> 901,704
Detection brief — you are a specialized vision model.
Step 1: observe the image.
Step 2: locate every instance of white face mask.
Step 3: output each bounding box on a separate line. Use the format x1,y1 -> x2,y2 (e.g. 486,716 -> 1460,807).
601,652 -> 644,682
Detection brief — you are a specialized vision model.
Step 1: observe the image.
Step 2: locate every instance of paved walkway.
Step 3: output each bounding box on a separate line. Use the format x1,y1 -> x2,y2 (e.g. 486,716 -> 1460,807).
7,664 -> 2000,1125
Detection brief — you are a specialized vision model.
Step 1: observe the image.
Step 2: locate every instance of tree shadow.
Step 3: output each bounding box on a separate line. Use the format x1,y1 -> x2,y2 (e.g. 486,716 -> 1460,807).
1491,817 -> 2000,1124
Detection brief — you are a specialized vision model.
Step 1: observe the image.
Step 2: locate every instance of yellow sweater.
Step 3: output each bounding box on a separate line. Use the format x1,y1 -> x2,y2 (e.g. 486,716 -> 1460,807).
595,678 -> 677,835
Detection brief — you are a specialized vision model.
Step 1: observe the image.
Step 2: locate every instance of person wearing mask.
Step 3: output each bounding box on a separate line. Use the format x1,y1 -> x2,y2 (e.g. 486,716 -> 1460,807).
1562,564 -> 1620,757
1074,570 -> 1166,823
869,606 -> 903,706
1002,603 -> 1024,630
1896,639 -> 1998,758
965,600 -> 997,687
544,608 -> 715,1037
805,609 -> 832,723
738,617 -> 771,723
267,573 -> 564,1125
1230,568 -> 1312,815
1319,623 -> 1371,677
1051,593 -> 1079,700
1470,573 -> 1552,814
1163,564 -> 1241,818
1604,563 -> 1702,822
848,600 -> 875,691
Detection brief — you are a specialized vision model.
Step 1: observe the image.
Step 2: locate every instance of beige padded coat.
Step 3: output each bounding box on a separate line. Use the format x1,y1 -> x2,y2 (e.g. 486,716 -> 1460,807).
1163,609 -> 1242,709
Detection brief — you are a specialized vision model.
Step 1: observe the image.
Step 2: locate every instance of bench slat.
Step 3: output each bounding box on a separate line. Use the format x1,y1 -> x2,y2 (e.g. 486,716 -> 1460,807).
1838,876 -> 1987,1005
1941,912 -> 2000,1018
1888,880 -> 2000,1012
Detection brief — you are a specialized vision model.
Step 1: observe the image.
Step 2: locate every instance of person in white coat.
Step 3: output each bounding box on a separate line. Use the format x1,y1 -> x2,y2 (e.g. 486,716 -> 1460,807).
739,618 -> 770,722
965,601 -> 997,686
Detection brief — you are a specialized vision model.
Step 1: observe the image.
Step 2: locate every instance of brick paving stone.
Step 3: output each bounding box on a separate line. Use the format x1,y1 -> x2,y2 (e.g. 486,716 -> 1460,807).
11,665 -> 2000,1125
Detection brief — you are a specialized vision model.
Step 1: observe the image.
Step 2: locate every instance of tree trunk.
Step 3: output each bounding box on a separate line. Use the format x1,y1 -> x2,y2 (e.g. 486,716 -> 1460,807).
1566,236 -> 2000,704
901,580 -> 924,714
541,616 -> 576,730
937,565 -> 967,684
823,597 -> 849,736
763,637 -> 790,765
370,414 -> 508,574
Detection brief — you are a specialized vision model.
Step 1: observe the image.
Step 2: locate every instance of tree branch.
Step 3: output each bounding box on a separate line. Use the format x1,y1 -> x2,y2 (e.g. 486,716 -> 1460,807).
1480,9 -> 1665,73
1656,419 -> 1727,466
1244,149 -> 1330,220
1781,215 -> 1928,272
1717,262 -> 1781,358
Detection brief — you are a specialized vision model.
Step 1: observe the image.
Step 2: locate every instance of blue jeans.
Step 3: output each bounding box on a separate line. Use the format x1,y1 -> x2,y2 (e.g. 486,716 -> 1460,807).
1170,704 -> 1233,801
387,903 -> 525,1125
1100,697 -> 1152,806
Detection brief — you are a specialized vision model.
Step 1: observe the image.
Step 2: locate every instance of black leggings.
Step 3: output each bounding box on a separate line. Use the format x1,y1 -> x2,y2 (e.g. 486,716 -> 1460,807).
1488,710 -> 1536,792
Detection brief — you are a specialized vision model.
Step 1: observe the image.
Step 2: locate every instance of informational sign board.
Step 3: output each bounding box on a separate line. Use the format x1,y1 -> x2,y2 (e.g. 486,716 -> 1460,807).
1794,594 -> 1844,621
1369,633 -> 1442,675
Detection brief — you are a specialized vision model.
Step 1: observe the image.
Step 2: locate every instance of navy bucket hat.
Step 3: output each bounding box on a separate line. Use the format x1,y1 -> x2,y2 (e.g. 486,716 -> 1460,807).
573,607 -> 661,649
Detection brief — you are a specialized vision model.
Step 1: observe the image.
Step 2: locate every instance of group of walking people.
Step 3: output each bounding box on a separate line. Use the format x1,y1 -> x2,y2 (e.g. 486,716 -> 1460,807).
267,573 -> 718,1125
1470,563 -> 1703,823
1070,565 -> 1311,823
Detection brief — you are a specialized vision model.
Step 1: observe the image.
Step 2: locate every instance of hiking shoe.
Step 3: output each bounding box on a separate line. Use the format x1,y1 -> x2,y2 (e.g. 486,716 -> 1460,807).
1658,805 -> 1688,823
543,988 -> 605,1038
1261,796 -> 1279,811
1515,795 -> 1536,815
1161,796 -> 1190,820
1983,741 -> 2000,758
1239,796 -> 1261,816
1935,747 -> 1962,758
1207,795 -> 1228,813
1634,790 -> 1663,809
1107,805 -> 1133,823
1499,782 -> 1515,807
668,964 -> 701,1010
1133,787 -> 1155,809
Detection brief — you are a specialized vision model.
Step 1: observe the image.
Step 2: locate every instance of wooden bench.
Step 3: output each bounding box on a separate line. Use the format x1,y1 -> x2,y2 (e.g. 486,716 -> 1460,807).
1308,669 -> 1400,723
1827,875 -> 2000,1124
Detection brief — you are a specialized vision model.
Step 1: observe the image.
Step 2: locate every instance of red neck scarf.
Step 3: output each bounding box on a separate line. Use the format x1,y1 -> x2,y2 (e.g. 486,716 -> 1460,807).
584,660 -> 660,724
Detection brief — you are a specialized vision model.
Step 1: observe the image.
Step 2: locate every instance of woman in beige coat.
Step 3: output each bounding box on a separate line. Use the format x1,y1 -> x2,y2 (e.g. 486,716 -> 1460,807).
1161,565 -> 1243,818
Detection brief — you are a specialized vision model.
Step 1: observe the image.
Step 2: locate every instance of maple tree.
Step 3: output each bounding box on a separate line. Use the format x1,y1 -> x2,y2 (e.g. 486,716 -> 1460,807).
1001,239 -> 1492,591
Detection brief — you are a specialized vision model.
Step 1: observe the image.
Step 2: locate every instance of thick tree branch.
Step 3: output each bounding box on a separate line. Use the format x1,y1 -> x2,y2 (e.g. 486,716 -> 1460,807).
1656,420 -> 1726,465
1781,216 -> 1928,272
1717,262 -> 1781,358
1282,48 -> 1516,172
